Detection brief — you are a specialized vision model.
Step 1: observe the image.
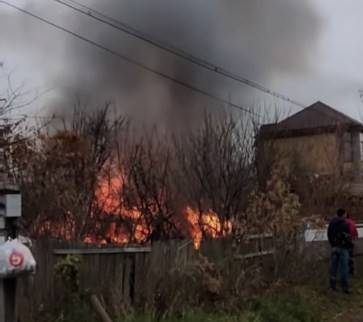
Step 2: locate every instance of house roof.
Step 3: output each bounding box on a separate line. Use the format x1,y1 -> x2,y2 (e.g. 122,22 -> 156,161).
259,101 -> 363,138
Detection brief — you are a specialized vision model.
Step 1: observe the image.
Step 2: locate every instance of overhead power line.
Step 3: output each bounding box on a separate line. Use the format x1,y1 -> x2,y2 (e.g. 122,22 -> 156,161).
53,0 -> 305,108
0,1 -> 261,117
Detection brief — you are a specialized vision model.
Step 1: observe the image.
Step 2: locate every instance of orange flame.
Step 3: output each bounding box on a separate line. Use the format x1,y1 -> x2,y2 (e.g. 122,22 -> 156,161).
36,173 -> 233,249
94,175 -> 149,244
185,207 -> 232,249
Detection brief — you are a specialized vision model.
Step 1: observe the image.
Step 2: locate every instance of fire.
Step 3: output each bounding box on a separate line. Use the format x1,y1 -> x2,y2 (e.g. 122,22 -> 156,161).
36,210 -> 76,240
37,221 -> 75,241
96,177 -> 232,248
96,176 -> 123,215
94,174 -> 149,244
185,207 -> 232,249
36,172 -> 233,249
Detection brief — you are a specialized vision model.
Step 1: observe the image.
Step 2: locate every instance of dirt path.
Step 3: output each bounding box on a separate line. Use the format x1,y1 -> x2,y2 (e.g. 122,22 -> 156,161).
332,309 -> 363,322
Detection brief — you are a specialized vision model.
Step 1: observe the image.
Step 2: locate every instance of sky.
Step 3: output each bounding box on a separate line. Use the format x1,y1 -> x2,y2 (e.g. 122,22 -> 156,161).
1,0 -> 363,127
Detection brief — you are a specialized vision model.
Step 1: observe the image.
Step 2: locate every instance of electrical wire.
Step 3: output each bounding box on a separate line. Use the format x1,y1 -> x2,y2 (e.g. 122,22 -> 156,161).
53,0 -> 304,108
0,1 -> 261,117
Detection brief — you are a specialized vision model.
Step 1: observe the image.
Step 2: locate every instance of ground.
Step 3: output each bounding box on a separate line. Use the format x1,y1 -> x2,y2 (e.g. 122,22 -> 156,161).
326,288 -> 363,322
35,256 -> 363,322
312,274 -> 363,322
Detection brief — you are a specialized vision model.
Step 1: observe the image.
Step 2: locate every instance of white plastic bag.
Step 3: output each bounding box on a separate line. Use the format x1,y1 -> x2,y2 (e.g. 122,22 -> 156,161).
0,239 -> 36,278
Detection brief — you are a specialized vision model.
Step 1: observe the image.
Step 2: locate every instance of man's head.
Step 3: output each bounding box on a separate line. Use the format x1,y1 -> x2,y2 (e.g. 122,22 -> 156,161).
337,208 -> 346,218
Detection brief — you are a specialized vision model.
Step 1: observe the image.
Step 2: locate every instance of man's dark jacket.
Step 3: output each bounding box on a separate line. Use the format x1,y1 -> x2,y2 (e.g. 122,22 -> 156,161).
328,217 -> 351,248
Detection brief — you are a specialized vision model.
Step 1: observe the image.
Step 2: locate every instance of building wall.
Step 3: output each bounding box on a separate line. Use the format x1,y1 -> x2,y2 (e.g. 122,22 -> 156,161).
261,133 -> 339,175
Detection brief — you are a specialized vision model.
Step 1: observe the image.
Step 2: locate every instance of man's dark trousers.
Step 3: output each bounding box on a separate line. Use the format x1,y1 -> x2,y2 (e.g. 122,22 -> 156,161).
330,247 -> 349,292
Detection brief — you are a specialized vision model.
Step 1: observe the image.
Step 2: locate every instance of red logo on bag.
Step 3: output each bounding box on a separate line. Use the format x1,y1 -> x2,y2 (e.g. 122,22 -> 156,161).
9,251 -> 24,267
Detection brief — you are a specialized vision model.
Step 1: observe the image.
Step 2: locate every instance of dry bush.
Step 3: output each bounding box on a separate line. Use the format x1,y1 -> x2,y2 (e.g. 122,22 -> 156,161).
235,162 -> 302,279
146,253 -> 224,319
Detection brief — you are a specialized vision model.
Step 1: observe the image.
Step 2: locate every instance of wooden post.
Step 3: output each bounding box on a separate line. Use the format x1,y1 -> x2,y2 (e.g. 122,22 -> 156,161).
352,131 -> 361,182
90,294 -> 113,322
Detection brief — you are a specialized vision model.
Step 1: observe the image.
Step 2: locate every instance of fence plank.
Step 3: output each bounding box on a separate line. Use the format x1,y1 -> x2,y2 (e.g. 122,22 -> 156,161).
53,247 -> 151,255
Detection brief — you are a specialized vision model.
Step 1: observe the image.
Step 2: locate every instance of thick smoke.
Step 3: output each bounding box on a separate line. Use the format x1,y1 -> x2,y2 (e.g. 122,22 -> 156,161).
0,0 -> 322,128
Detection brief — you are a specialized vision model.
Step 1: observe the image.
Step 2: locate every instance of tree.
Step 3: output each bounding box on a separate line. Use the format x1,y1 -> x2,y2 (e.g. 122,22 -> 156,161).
174,113 -> 255,239
12,104 -> 126,241
96,126 -> 185,243
0,73 -> 39,183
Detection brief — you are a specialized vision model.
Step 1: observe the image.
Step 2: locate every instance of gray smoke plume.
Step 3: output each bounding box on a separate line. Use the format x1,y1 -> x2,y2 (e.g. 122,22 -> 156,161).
0,0 -> 322,128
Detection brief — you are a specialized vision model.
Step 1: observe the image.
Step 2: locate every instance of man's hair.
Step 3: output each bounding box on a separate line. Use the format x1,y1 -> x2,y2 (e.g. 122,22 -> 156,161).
337,208 -> 346,217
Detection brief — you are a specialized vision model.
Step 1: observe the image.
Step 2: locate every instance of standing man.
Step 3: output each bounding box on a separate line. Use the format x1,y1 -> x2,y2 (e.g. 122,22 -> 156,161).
327,208 -> 352,293
346,214 -> 358,276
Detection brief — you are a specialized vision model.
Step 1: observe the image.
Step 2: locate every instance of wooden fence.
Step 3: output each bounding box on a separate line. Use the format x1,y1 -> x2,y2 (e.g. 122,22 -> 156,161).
15,228 -> 363,321
14,236 -> 277,321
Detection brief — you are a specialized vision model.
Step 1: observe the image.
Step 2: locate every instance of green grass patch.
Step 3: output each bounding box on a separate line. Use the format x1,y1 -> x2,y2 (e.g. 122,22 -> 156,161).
48,283 -> 363,322
248,293 -> 319,322
123,293 -> 318,322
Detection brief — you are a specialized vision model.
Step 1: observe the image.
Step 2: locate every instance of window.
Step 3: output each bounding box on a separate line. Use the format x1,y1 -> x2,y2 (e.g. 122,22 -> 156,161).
344,132 -> 353,162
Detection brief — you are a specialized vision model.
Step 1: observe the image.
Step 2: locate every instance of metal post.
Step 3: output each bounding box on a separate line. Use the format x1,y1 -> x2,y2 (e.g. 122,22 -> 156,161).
0,189 -> 21,322
3,279 -> 16,322
0,126 -> 21,322
0,218 -> 17,322
0,281 -> 5,322
0,218 -> 5,322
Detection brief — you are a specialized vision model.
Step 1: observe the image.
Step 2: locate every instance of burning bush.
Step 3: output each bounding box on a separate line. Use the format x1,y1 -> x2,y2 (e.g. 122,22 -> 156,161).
12,107 -> 257,247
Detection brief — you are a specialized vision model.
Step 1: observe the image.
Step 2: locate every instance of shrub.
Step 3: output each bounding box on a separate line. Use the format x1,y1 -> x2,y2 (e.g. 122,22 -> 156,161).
249,293 -> 319,322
